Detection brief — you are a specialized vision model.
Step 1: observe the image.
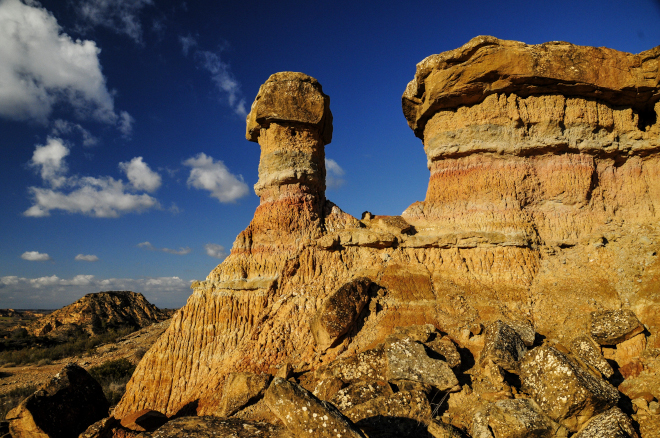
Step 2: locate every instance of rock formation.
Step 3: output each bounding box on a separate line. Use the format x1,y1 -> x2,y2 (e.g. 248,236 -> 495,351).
112,38 -> 660,437
7,363 -> 108,438
26,291 -> 172,338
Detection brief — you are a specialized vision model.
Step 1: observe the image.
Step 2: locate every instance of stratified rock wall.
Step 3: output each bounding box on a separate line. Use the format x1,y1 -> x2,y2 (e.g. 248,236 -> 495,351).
401,37 -> 660,347
115,40 -> 660,420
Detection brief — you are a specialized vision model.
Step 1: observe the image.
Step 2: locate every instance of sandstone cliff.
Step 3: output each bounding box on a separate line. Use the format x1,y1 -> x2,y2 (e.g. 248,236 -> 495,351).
114,38 -> 660,436
27,291 -> 172,337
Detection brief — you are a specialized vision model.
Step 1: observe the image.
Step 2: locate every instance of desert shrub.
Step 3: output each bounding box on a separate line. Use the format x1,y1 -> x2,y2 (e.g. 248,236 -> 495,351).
37,358 -> 52,366
134,347 -> 148,360
0,326 -> 135,366
104,381 -> 127,405
89,358 -> 136,405
10,328 -> 28,339
0,385 -> 37,420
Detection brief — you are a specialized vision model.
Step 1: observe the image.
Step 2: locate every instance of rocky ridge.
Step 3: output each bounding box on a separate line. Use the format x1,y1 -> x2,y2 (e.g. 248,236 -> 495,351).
25,291 -> 173,338
97,37 -> 660,438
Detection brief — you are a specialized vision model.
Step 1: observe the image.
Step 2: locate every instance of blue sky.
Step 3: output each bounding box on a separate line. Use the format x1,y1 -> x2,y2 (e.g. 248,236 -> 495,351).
1,0 -> 659,309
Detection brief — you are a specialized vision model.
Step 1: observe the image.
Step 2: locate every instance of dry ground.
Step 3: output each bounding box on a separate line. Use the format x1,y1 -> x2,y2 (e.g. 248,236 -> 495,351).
0,320 -> 170,396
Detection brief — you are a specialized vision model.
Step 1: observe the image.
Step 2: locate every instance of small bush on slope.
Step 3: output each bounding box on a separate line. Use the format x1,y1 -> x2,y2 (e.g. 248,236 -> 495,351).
89,358 -> 136,405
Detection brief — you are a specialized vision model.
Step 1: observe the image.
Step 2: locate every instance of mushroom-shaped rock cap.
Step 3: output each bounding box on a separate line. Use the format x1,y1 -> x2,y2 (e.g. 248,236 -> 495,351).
246,72 -> 333,144
403,35 -> 660,139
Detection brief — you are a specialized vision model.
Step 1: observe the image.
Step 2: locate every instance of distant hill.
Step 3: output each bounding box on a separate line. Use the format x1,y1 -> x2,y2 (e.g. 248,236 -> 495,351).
26,291 -> 174,338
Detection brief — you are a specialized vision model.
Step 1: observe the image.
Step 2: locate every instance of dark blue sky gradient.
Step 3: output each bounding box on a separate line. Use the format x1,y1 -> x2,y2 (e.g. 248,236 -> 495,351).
1,0 -> 659,308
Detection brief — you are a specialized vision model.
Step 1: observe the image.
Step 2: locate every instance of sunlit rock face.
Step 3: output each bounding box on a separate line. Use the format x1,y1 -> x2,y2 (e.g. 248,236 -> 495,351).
401,35 -> 660,345
115,38 -> 660,420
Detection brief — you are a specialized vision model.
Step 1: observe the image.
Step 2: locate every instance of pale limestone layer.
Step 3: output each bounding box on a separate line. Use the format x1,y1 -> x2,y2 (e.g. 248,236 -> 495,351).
403,35 -> 660,139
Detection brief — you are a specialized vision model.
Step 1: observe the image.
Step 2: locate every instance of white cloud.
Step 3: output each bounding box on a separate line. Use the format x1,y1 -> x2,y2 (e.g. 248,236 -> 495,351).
51,120 -> 98,147
119,156 -> 161,192
25,141 -> 161,217
74,0 -> 153,43
118,110 -> 134,137
29,137 -> 70,188
204,243 -> 227,259
24,175 -> 160,217
21,251 -> 52,261
0,274 -> 191,308
196,50 -> 247,117
179,34 -> 197,56
0,0 -> 117,124
138,241 -> 191,255
325,158 -> 346,189
183,153 -> 249,203
75,254 -> 99,262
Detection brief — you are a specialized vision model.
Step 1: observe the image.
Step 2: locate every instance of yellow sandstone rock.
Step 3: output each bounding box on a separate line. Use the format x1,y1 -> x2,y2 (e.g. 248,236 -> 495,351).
114,39 -> 660,426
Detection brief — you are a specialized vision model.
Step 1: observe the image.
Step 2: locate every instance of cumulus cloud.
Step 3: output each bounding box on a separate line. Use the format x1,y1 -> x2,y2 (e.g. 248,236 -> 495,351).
204,243 -> 227,259
25,141 -> 161,217
21,251 -> 52,261
138,241 -> 191,255
196,50 -> 247,117
74,0 -> 154,43
29,137 -> 69,188
0,274 -> 191,308
24,175 -> 160,217
183,153 -> 249,203
179,34 -> 197,56
119,156 -> 161,192
51,120 -> 99,147
75,254 -> 99,261
118,111 -> 134,137
0,0 -> 117,124
325,158 -> 346,189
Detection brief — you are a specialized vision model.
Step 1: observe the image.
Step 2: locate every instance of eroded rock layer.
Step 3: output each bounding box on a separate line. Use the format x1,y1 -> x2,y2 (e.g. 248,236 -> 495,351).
116,39 -> 660,433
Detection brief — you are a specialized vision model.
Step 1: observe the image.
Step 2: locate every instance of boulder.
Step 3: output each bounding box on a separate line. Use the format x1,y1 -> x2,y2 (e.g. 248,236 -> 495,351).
520,345 -> 619,431
472,359 -> 513,398
120,410 -> 168,432
427,420 -> 466,438
505,320 -> 536,347
471,398 -> 568,438
393,324 -> 437,343
315,345 -> 387,384
264,377 -> 365,438
344,390 -> 432,438
478,321 -> 527,373
569,335 -> 614,378
275,363 -> 294,379
425,336 -> 461,368
330,380 -> 393,411
137,417 -> 290,438
78,417 -> 121,438
310,278 -> 372,350
217,372 -> 271,417
633,407 -> 660,438
246,71 -> 332,144
612,333 -> 647,367
591,309 -> 644,345
361,214 -> 414,235
7,363 -> 109,438
618,352 -> 660,402
572,407 -> 639,438
385,336 -> 458,391
308,376 -> 345,401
